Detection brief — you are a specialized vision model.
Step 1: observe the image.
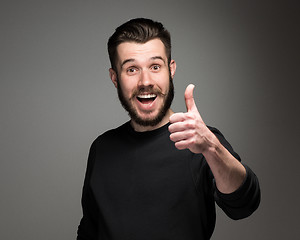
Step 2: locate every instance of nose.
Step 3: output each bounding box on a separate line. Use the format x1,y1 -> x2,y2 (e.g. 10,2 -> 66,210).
138,70 -> 153,88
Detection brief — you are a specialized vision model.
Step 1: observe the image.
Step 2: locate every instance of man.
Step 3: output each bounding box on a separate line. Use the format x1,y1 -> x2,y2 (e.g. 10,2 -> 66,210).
77,18 -> 260,240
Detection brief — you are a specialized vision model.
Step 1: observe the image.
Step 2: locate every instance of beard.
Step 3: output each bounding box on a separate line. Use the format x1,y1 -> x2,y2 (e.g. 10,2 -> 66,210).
117,75 -> 174,127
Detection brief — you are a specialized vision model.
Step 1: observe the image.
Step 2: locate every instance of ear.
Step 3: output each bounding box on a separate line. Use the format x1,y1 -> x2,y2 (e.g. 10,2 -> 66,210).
169,60 -> 177,78
109,68 -> 118,88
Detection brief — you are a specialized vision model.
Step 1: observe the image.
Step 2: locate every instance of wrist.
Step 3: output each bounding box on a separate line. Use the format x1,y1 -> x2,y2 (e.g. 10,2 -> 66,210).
201,130 -> 221,156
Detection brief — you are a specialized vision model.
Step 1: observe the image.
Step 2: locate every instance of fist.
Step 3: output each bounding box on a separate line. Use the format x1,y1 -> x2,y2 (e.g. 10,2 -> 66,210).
169,84 -> 216,154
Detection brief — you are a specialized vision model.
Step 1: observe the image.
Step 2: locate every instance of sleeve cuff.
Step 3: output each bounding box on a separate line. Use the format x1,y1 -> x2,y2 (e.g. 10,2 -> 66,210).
215,164 -> 251,201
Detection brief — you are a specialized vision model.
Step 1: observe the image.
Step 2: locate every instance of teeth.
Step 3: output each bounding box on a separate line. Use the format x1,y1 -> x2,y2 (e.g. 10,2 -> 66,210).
137,94 -> 157,99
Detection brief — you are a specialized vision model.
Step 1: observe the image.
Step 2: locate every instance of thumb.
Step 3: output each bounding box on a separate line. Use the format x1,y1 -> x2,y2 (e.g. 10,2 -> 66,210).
185,84 -> 197,112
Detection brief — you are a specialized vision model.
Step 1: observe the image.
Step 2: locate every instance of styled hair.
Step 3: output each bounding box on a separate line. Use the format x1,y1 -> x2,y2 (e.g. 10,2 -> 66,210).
107,18 -> 171,71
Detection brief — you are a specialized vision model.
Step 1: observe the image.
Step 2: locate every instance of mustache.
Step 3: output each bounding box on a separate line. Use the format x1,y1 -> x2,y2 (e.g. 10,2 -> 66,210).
130,87 -> 167,99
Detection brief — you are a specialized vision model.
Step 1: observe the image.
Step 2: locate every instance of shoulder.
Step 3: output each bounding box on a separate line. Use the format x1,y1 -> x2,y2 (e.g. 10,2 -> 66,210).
89,122 -> 132,153
93,121 -> 130,143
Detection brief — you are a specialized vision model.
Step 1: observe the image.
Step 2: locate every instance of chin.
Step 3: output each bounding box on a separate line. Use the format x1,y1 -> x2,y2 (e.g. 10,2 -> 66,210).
133,111 -> 166,127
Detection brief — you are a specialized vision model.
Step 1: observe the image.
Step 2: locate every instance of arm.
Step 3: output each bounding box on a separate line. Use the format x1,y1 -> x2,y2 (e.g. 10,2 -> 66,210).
209,126 -> 260,219
169,84 -> 260,219
77,141 -> 98,240
214,164 -> 260,220
200,133 -> 246,194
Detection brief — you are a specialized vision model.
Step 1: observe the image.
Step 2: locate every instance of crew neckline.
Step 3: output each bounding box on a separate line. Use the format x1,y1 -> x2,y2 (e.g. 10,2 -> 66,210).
125,121 -> 171,138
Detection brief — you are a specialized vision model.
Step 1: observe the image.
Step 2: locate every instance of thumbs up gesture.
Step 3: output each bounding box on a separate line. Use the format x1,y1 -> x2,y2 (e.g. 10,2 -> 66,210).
169,84 -> 217,154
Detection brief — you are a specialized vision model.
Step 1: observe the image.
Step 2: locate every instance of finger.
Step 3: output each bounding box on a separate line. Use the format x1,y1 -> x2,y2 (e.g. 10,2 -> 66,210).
169,112 -> 185,123
169,132 -> 186,143
174,140 -> 191,150
168,122 -> 187,133
170,131 -> 193,143
185,84 -> 198,113
169,120 -> 197,133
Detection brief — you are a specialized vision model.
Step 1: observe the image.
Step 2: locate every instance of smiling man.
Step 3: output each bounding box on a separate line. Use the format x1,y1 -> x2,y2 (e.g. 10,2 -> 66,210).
109,38 -> 176,131
77,18 -> 260,240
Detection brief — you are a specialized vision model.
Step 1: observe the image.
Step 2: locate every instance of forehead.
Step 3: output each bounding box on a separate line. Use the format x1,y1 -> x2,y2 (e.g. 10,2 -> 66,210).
116,39 -> 167,64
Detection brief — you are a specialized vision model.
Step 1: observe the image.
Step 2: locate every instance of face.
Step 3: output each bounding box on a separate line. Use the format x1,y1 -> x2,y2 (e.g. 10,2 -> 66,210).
110,39 -> 176,129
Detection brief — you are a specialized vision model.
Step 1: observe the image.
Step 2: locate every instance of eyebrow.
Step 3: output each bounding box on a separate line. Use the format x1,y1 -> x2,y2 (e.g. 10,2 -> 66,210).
120,56 -> 166,69
150,56 -> 165,63
121,59 -> 135,68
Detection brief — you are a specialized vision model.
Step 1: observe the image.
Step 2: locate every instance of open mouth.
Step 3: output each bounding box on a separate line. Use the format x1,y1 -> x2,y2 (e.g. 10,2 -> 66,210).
136,94 -> 157,104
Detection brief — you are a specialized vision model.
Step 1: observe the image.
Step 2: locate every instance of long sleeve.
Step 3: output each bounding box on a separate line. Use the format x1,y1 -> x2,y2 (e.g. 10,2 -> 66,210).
208,126 -> 261,220
76,123 -> 260,239
77,141 -> 99,240
214,164 -> 260,220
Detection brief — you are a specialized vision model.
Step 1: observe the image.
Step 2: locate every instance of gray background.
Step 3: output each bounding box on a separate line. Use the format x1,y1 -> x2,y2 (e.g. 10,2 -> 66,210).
1,0 -> 299,239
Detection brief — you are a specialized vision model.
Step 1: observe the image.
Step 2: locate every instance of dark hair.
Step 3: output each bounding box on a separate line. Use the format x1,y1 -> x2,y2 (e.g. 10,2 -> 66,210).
107,18 -> 171,71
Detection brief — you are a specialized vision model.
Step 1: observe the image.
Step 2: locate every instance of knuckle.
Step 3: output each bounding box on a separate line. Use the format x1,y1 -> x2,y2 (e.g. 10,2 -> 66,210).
175,142 -> 184,150
186,112 -> 195,119
185,121 -> 195,129
169,134 -> 175,141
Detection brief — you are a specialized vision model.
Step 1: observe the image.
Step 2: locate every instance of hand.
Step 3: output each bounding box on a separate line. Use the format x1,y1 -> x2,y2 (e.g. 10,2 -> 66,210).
169,84 -> 216,154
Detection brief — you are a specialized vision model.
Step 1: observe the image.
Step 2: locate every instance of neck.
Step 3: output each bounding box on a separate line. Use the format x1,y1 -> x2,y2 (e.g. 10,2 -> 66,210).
131,109 -> 174,132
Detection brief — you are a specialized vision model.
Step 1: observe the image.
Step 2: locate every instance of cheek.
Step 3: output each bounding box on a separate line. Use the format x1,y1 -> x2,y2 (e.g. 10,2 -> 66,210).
160,73 -> 171,92
119,79 -> 136,97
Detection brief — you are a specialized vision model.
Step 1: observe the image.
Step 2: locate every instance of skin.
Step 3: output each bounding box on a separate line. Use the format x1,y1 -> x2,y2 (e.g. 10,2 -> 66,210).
109,39 -> 176,132
169,84 -> 246,193
109,38 -> 246,194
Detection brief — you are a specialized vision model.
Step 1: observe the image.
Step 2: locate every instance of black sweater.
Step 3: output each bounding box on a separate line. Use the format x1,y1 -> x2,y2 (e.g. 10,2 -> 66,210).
77,122 -> 260,240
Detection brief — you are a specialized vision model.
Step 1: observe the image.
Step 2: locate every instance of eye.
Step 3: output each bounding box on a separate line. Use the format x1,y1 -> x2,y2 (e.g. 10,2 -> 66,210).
151,65 -> 161,71
126,67 -> 138,75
